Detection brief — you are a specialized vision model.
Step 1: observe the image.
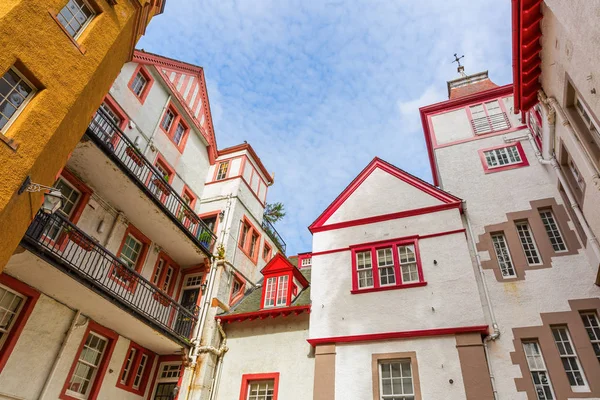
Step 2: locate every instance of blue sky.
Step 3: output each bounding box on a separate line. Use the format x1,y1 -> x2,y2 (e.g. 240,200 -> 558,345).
139,0 -> 513,255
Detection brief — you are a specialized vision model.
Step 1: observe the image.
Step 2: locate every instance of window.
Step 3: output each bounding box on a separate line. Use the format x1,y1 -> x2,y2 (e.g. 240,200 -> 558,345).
240,373 -> 279,400
378,360 -> 414,400
484,145 -> 522,168
44,177 -> 82,241
128,66 -> 154,104
263,275 -> 290,308
574,94 -> 600,144
351,239 -> 425,293
491,233 -> 516,278
551,327 -> 587,389
0,67 -> 35,133
131,72 -> 148,97
523,341 -> 554,400
57,0 -> 95,38
516,222 -> 542,265
120,235 -> 142,269
149,158 -> 173,200
151,253 -> 179,296
580,312 -> 600,363
263,277 -> 276,308
173,122 -> 186,145
568,159 -> 585,191
469,100 -> 510,134
159,105 -> 189,152
0,285 -> 25,351
111,226 -> 149,288
230,275 -> 245,305
300,257 -> 312,268
117,343 -> 154,395
263,242 -> 273,262
151,362 -> 181,400
275,275 -> 288,306
161,109 -> 175,132
216,161 -> 229,181
93,102 -> 122,139
539,210 -> 567,252
239,217 -> 261,263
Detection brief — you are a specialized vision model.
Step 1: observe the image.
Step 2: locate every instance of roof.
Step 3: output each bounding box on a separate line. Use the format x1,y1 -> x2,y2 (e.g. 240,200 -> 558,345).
217,264 -> 311,323
308,157 -> 462,233
512,0 -> 543,114
447,71 -> 499,99
218,143 -> 273,185
133,50 -> 218,163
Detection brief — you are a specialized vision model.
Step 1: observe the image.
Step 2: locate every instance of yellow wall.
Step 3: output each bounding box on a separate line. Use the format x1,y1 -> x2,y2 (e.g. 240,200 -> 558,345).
0,0 -> 160,270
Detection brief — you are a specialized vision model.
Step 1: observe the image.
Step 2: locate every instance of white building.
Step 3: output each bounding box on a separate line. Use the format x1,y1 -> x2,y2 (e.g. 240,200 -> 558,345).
0,50 -> 285,400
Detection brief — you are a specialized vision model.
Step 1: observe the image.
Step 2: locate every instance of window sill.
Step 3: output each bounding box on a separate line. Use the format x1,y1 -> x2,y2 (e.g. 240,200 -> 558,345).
48,10 -> 87,55
483,161 -> 529,174
351,281 -> 427,294
0,133 -> 18,151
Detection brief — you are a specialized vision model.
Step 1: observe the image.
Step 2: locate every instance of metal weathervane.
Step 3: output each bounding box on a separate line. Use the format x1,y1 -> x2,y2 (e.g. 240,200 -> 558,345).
453,53 -> 466,77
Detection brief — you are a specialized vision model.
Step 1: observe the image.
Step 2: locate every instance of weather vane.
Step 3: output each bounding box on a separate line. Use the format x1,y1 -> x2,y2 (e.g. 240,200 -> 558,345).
452,53 -> 466,77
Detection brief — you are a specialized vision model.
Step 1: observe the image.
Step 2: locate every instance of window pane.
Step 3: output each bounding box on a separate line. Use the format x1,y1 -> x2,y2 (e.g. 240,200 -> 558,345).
379,360 -> 413,397
523,342 -> 554,400
580,312 -> 600,362
539,210 -> 567,252
356,251 -> 373,288
58,0 -> 95,37
377,248 -> 395,286
276,275 -> 288,306
264,277 -> 276,307
68,333 -> 108,397
551,327 -> 586,387
491,233 -> 515,278
0,285 -> 24,347
516,222 -> 542,265
398,245 -> 418,283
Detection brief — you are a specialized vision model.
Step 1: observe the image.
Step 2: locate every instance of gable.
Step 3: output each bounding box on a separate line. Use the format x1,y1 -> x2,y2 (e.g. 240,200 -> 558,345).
309,158 -> 462,232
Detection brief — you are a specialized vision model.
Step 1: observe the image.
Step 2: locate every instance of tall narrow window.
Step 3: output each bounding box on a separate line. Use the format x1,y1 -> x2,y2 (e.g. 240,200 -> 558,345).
516,222 -> 542,265
152,363 -> 181,400
161,109 -> 175,132
44,177 -> 82,240
275,276 -> 288,306
120,235 -> 142,269
551,327 -> 587,388
216,161 -> 229,181
249,232 -> 259,259
379,360 -> 414,400
0,285 -> 24,350
377,248 -> 395,286
66,332 -> 108,399
263,242 -> 273,262
523,342 -> 554,400
0,67 -> 35,132
539,210 -> 567,252
57,0 -> 95,38
580,312 -> 600,363
264,277 -> 276,308
120,348 -> 136,385
356,250 -> 373,289
132,354 -> 148,389
398,244 -> 418,283
131,72 -> 148,97
491,233 -> 516,278
173,122 -> 186,145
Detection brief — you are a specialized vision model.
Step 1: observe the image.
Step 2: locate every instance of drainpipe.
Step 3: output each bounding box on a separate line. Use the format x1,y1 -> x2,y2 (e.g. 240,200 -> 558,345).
103,211 -> 124,248
38,310 -> 85,400
463,202 -> 500,400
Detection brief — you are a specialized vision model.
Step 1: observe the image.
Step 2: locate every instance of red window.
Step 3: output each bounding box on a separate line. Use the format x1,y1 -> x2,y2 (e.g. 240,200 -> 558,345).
214,161 -> 230,181
467,99 -> 511,135
110,225 -> 151,290
229,274 -> 245,305
0,275 -> 40,374
239,217 -> 261,264
262,242 -> 272,262
60,321 -> 118,400
128,65 -> 154,104
239,373 -> 279,400
262,275 -> 289,308
159,104 -> 189,153
116,342 -> 155,396
478,142 -> 529,174
151,252 -> 179,297
350,237 -> 426,294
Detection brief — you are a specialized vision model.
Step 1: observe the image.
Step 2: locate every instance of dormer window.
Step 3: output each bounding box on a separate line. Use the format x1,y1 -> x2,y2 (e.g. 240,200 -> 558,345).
264,276 -> 288,308
260,254 -> 309,309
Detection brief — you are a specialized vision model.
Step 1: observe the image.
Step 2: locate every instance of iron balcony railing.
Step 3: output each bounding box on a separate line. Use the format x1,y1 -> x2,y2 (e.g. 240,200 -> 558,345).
471,112 -> 511,135
86,107 -> 216,256
262,219 -> 286,254
22,211 -> 199,345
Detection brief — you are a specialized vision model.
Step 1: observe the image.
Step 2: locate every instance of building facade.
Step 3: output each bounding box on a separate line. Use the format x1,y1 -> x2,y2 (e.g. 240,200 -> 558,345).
0,0 -> 165,271
0,51 -> 285,400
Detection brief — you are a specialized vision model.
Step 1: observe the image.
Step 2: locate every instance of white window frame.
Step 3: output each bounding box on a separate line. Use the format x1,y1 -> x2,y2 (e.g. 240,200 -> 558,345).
483,145 -> 522,169
120,347 -> 136,384
132,353 -> 148,390
246,380 -> 275,400
216,161 -> 229,181
131,71 -> 148,97
57,0 -> 96,40
161,109 -> 175,132
539,210 -> 567,252
376,247 -> 396,287
523,341 -> 555,400
301,257 -> 312,267
397,244 -> 419,283
568,159 -> 585,191
378,359 -> 415,400
580,312 -> 600,363
551,326 -> 588,391
275,275 -> 289,306
515,221 -> 542,265
66,331 -> 108,399
151,362 -> 181,400
356,250 -> 374,289
491,233 -> 516,278
0,67 -> 37,134
119,234 -> 143,269
574,93 -> 600,144
263,277 -> 277,308
0,284 -> 25,351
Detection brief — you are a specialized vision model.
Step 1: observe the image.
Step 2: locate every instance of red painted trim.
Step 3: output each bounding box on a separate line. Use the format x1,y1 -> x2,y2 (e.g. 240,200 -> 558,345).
148,153 -> 175,205
213,159 -> 233,181
59,169 -> 93,226
229,273 -> 246,306
0,274 -> 40,374
261,253 -> 310,287
159,103 -> 190,153
309,157 -> 462,232
128,64 -> 154,104
147,355 -> 185,400
350,281 -> 427,294
198,211 -> 220,236
239,373 -> 280,400
307,325 -> 490,346
262,241 -> 273,262
238,216 -> 261,264
434,125 -> 528,150
219,305 -> 311,323
115,341 -> 155,396
60,321 -> 119,400
311,247 -> 350,257
311,202 -> 461,233
102,94 -> 129,131
218,143 -> 273,185
419,84 -> 515,186
296,253 -> 312,268
478,141 -> 530,174
150,251 -> 180,297
109,224 -> 151,291
420,228 -> 466,239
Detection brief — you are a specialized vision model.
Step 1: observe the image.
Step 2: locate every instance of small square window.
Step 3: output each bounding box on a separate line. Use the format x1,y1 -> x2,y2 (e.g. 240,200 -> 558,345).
57,0 -> 95,39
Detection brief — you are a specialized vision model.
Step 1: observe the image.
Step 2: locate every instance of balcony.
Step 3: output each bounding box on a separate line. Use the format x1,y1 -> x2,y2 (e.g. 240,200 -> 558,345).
18,211 -> 198,349
262,219 -> 286,254
81,107 -> 216,259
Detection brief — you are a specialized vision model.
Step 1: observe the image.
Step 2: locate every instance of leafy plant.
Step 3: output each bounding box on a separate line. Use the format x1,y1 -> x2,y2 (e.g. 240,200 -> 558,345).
264,202 -> 286,224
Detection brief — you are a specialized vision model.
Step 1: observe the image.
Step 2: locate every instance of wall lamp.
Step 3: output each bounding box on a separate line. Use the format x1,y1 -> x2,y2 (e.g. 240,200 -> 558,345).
18,176 -> 63,214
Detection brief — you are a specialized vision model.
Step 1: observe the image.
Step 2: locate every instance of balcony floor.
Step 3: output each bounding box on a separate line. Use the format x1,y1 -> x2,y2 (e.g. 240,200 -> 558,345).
7,249 -> 186,355
67,139 -> 208,266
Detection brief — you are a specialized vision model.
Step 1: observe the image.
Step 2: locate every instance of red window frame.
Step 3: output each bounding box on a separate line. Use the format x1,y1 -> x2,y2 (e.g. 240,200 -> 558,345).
101,94 -> 129,131
127,64 -> 154,104
0,274 -> 40,374
178,185 -> 197,229
262,241 -> 273,262
159,103 -> 190,153
350,236 -> 426,294
199,211 -> 220,235
109,224 -> 151,291
148,153 -> 175,204
150,251 -> 180,297
60,321 -> 118,400
229,273 -> 246,305
213,160 -> 230,181
238,216 -> 261,264
239,373 -> 280,400
115,342 -> 155,396
260,273 -> 292,308
478,142 -> 529,174
465,98 -> 512,135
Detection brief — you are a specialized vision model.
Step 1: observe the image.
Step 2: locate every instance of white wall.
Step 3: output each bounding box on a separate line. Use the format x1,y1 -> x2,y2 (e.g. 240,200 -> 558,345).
215,316 -> 313,400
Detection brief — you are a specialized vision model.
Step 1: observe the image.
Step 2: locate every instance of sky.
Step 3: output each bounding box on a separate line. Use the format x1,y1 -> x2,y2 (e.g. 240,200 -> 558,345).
139,0 -> 514,255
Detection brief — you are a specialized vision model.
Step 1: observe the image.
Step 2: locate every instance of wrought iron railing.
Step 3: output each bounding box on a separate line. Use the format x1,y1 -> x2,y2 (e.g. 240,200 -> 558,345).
262,219 -> 286,254
471,112 -> 511,135
22,211 -> 198,344
86,108 -> 216,255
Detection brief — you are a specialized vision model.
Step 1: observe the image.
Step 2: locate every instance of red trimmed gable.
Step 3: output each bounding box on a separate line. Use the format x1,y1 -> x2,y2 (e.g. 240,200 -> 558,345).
261,253 -> 309,287
132,50 -> 218,163
309,157 -> 462,233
